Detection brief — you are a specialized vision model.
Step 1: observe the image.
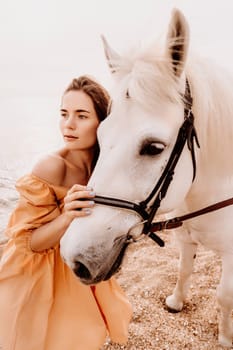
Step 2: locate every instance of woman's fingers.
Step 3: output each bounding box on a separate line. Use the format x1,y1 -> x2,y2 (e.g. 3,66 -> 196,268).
64,199 -> 95,211
64,190 -> 95,204
63,201 -> 93,219
63,207 -> 92,220
63,184 -> 96,219
68,184 -> 93,195
70,207 -> 93,218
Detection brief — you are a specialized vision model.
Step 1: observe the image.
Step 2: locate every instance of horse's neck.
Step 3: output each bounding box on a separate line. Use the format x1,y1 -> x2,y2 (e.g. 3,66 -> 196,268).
186,171 -> 233,212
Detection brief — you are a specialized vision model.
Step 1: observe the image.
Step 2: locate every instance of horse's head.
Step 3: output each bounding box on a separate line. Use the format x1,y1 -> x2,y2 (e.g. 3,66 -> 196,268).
60,9 -> 197,285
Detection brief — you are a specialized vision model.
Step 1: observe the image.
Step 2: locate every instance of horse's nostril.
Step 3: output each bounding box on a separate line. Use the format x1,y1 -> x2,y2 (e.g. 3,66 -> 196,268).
73,262 -> 91,280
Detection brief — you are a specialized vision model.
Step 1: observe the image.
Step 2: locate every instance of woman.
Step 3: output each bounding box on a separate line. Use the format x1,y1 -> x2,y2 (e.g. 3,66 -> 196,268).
0,76 -> 132,350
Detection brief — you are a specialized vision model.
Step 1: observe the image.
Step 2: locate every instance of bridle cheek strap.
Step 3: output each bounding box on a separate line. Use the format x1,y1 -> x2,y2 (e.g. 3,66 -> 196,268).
140,108 -> 199,233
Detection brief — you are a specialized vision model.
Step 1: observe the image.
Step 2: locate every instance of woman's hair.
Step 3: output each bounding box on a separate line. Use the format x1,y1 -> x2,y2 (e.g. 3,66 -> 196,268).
64,75 -> 110,169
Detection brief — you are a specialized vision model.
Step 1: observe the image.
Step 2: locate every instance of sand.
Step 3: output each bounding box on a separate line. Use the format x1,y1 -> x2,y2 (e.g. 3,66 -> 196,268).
102,232 -> 227,350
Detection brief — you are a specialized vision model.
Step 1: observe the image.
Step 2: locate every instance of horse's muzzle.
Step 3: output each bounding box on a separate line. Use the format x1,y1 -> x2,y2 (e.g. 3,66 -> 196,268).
72,235 -> 130,285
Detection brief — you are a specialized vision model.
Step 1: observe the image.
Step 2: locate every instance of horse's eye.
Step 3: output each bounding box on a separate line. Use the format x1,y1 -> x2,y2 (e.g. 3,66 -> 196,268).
140,141 -> 165,156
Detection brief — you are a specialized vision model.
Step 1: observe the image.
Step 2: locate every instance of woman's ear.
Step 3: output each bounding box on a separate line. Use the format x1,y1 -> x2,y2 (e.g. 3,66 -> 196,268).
165,8 -> 190,77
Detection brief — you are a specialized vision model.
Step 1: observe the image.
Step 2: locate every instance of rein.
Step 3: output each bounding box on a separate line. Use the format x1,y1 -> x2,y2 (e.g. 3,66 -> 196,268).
90,78 -> 233,247
150,197 -> 233,232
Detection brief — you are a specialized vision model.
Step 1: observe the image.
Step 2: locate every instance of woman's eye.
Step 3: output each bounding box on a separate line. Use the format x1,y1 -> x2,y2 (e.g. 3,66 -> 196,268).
140,141 -> 165,156
61,113 -> 68,118
78,114 -> 88,119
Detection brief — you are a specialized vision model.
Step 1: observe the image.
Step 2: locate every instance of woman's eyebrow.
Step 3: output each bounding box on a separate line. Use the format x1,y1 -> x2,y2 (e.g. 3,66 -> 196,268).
75,109 -> 90,113
60,108 -> 90,113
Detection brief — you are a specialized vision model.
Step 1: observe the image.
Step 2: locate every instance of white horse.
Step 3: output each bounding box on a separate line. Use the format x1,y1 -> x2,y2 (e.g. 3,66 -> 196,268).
60,9 -> 233,347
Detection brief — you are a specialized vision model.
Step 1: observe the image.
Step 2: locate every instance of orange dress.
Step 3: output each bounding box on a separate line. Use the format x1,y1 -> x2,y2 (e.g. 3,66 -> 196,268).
0,174 -> 132,350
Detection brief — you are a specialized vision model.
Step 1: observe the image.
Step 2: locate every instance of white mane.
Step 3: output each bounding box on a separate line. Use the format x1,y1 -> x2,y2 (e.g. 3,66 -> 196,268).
186,56 -> 233,176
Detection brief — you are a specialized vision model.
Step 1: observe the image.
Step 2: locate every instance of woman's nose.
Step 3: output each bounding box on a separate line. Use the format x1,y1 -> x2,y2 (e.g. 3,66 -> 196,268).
65,115 -> 76,128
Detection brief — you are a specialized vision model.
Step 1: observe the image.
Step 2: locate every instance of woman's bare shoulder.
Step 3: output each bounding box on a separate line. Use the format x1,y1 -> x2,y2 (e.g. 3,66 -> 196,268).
32,153 -> 66,186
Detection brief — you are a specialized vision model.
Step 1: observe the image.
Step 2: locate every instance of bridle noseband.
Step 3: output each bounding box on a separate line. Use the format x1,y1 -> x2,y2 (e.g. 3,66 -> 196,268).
83,79 -> 233,246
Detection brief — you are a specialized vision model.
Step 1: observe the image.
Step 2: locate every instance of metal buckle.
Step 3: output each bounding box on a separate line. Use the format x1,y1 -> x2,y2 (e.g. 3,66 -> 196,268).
126,220 -> 148,243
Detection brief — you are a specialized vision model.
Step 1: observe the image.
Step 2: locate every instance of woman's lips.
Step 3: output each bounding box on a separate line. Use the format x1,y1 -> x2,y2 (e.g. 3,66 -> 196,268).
64,135 -> 78,141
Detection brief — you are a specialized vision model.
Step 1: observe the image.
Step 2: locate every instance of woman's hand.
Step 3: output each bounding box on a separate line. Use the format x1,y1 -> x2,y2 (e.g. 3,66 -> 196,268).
63,184 -> 95,220
31,184 -> 95,252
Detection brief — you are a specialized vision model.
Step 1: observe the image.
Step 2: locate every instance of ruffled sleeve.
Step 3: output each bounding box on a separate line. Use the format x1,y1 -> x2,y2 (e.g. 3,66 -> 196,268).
5,174 -> 62,240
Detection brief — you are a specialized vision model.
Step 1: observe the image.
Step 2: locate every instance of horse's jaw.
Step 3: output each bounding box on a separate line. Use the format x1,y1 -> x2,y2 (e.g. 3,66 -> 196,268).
60,207 -> 138,285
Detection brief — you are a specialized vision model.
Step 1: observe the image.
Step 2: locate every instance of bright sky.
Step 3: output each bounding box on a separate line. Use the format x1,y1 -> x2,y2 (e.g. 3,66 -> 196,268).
1,0 -> 233,97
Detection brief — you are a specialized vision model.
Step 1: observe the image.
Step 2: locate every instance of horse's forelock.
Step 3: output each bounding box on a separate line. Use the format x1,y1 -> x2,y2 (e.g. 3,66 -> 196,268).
130,58 -> 182,109
113,44 -> 183,111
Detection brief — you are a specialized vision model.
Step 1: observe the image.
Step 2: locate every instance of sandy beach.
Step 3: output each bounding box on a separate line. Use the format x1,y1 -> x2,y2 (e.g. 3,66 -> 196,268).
0,181 -> 226,350
102,234 -> 225,350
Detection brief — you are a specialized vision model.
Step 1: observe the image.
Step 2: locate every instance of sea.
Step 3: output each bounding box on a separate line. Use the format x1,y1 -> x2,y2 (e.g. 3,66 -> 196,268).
0,95 -> 63,241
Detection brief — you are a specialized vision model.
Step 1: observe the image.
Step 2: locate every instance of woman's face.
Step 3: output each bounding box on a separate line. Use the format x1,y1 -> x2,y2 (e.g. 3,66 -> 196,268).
60,90 -> 100,151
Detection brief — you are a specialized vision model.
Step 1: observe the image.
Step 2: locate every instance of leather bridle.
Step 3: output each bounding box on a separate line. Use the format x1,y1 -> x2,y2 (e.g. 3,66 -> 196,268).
91,79 -> 233,246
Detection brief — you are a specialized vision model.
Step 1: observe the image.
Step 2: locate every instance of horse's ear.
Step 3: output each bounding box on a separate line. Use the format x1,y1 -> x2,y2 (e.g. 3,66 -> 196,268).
165,8 -> 190,77
101,35 -> 121,74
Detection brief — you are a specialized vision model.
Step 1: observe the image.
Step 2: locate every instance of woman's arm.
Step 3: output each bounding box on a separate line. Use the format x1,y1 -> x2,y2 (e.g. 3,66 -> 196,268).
30,184 -> 95,252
